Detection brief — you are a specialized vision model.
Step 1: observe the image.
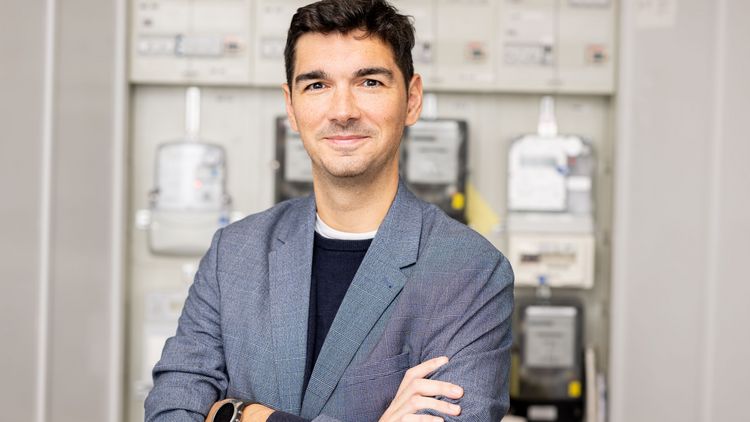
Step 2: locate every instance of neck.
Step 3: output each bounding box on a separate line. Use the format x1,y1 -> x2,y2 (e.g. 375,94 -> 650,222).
313,165 -> 399,233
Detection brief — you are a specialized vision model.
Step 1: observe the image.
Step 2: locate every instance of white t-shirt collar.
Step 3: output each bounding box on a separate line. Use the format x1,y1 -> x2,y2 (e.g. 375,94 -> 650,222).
315,213 -> 377,240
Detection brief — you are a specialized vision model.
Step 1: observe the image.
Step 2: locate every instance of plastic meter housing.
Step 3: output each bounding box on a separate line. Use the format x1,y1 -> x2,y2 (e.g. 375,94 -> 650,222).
149,141 -> 231,256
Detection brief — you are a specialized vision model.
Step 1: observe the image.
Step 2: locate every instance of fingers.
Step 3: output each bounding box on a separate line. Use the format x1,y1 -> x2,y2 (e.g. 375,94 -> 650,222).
396,356 -> 449,397
390,379 -> 463,419
408,378 -> 464,400
405,356 -> 449,381
381,356 -> 464,422
402,397 -> 461,417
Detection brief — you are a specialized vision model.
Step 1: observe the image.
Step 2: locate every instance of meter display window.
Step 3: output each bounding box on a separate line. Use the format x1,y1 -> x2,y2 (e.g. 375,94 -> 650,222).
524,306 -> 577,369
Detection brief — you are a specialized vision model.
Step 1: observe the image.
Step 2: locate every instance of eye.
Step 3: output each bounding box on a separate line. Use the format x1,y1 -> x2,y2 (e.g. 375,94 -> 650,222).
304,81 -> 325,91
363,79 -> 382,88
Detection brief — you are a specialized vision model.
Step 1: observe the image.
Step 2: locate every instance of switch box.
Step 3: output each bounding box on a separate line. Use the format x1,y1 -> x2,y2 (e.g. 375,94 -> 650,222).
495,0 -> 616,93
433,0 -> 498,89
130,0 -> 253,84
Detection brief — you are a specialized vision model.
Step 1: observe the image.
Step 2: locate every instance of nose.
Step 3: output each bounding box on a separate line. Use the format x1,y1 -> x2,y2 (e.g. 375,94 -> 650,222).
327,86 -> 361,125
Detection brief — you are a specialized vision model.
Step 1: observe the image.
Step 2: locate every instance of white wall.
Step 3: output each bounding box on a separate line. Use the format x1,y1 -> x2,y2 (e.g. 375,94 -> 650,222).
611,0 -> 750,421
0,0 -> 126,421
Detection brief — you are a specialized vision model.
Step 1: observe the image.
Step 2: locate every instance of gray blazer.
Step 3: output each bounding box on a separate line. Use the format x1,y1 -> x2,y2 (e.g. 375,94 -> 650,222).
145,182 -> 514,422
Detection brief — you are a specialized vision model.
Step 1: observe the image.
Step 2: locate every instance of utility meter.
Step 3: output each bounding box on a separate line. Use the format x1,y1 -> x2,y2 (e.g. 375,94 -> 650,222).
511,297 -> 585,422
141,87 -> 232,256
506,97 -> 596,288
402,119 -> 468,223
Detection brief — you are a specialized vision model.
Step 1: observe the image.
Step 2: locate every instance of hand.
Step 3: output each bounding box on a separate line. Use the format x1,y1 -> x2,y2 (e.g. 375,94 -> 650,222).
379,356 -> 463,422
241,404 -> 275,422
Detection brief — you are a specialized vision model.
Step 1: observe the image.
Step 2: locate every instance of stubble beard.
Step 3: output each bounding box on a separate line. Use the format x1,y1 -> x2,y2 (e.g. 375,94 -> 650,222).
310,141 -> 402,190
318,154 -> 370,178
309,121 -> 395,184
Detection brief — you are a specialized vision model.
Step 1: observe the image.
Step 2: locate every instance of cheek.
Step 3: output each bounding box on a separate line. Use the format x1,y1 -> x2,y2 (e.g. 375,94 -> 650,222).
363,97 -> 407,130
294,104 -> 325,132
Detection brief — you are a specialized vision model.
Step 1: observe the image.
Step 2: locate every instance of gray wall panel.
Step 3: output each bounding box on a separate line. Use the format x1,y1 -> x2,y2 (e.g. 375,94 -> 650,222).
615,1 -> 717,417
0,0 -> 46,419
612,0 -> 750,420
0,0 -> 124,421
711,1 -> 750,419
47,0 -> 120,420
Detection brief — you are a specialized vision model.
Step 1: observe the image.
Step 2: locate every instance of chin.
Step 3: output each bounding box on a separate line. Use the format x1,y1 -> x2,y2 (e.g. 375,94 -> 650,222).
318,158 -> 371,179
323,166 -> 370,179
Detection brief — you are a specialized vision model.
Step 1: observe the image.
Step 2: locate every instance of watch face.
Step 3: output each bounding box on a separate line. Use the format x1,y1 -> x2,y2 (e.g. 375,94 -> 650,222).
215,402 -> 236,422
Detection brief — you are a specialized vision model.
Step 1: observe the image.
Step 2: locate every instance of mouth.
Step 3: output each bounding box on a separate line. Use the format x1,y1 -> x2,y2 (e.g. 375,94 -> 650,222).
323,135 -> 370,149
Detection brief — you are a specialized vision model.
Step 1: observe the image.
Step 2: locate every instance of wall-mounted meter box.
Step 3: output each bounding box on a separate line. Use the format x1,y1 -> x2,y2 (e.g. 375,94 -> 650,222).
511,299 -> 585,422
506,133 -> 596,289
495,0 -> 557,92
130,0 -> 253,84
506,97 -> 596,288
506,219 -> 595,289
252,0 -> 308,86
149,142 -> 231,256
495,0 -> 616,93
402,119 -> 468,223
556,0 -> 616,93
433,0 -> 498,90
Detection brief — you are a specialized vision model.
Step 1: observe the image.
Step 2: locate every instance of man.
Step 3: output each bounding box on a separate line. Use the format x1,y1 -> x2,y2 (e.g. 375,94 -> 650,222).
144,1 -> 513,421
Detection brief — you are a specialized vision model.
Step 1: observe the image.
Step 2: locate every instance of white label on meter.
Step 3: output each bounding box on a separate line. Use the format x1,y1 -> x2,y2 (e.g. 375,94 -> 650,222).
524,306 -> 577,368
284,134 -> 313,182
528,405 -> 558,421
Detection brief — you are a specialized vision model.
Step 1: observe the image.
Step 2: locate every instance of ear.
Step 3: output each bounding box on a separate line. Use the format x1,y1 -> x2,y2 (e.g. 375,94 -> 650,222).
405,73 -> 423,127
282,83 -> 299,132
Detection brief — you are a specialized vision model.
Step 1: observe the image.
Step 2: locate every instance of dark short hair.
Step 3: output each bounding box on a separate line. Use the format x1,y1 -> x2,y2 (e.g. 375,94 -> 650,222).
284,0 -> 415,89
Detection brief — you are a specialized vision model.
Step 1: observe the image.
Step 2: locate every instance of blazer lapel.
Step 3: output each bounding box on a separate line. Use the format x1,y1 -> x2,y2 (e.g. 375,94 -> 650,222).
268,196 -> 316,415
301,182 -> 424,418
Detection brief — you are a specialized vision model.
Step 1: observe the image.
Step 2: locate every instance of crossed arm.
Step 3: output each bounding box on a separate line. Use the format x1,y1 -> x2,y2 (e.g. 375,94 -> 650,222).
210,357 -> 465,422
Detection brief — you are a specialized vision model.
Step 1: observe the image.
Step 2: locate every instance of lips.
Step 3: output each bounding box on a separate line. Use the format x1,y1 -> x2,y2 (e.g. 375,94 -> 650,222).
325,135 -> 368,141
323,135 -> 370,149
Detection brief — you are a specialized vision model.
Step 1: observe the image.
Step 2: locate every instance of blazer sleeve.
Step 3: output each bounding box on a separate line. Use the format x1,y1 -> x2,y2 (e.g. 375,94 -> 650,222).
417,251 -> 515,421
144,229 -> 228,422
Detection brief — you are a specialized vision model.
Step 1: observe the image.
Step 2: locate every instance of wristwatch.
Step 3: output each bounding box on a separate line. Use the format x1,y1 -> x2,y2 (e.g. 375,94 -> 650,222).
208,398 -> 250,422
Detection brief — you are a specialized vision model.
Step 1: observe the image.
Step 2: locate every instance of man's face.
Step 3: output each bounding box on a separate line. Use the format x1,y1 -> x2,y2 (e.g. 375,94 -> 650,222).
282,30 -> 422,181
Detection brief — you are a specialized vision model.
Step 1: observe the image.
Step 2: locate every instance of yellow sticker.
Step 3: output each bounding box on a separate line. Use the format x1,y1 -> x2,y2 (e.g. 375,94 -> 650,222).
568,380 -> 582,398
451,192 -> 466,210
465,183 -> 500,236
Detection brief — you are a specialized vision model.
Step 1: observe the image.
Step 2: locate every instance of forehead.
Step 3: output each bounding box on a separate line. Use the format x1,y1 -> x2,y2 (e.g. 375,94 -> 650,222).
293,30 -> 399,76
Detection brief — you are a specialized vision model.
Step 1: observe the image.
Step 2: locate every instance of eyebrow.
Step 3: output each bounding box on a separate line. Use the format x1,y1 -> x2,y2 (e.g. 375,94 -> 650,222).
294,70 -> 329,85
353,67 -> 394,81
293,67 -> 395,86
